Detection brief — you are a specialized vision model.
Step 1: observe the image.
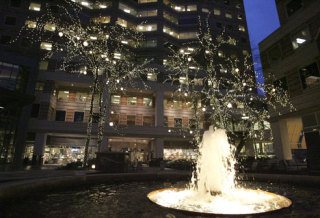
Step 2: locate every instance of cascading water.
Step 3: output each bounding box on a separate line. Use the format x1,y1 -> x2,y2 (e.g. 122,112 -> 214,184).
190,127 -> 236,195
148,126 -> 292,215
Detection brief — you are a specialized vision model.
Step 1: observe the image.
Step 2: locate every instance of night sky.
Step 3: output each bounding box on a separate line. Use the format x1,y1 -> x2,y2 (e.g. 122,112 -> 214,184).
243,0 -> 280,94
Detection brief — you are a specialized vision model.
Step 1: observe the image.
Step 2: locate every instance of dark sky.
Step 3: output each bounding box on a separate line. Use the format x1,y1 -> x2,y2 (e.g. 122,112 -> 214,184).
243,0 -> 280,94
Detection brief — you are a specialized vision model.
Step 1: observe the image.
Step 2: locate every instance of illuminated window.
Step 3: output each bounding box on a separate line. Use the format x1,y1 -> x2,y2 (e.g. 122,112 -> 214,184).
92,16 -> 110,24
40,42 -> 52,51
292,28 -> 310,49
225,12 -> 232,19
186,5 -> 197,12
163,12 -> 178,24
179,32 -> 197,40
39,61 -> 48,70
179,76 -> 187,84
119,3 -> 137,16
147,72 -> 157,81
29,2 -> 41,11
163,26 -> 178,38
213,9 -> 221,15
143,97 -> 153,107
238,25 -> 245,32
140,40 -> 157,48
128,97 -> 137,105
138,0 -> 157,3
137,24 -> 157,32
25,20 -> 37,28
111,95 -> 121,104
202,8 -> 209,13
116,18 -> 128,28
44,23 -> 56,32
138,9 -> 157,17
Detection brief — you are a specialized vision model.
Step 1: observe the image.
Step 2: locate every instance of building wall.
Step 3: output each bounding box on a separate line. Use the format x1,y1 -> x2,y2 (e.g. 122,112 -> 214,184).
260,0 -> 320,167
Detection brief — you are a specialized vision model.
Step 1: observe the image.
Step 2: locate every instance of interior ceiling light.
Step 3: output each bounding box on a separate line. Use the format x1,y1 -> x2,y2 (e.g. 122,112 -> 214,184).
296,38 -> 306,44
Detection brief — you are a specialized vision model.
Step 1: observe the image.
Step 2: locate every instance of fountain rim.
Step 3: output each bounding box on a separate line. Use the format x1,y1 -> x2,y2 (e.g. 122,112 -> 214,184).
147,187 -> 293,216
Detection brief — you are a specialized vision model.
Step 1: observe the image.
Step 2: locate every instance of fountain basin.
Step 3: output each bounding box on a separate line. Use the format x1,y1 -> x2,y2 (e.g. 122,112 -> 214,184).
148,187 -> 292,215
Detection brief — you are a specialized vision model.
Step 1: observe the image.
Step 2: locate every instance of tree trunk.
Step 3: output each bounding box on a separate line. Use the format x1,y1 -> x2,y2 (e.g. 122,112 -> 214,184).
83,70 -> 99,167
97,74 -> 109,152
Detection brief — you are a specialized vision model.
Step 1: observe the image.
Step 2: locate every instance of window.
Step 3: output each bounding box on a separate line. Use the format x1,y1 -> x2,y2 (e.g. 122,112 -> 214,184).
214,9 -> 221,15
35,82 -> 44,92
138,0 -> 157,3
224,0 -> 230,5
164,116 -> 168,127
179,32 -> 197,40
163,11 -> 178,24
55,110 -> 66,121
0,35 -> 11,45
140,40 -> 157,48
237,14 -> 243,20
31,104 -> 40,118
111,95 -> 121,104
186,5 -> 197,12
10,0 -> 21,7
238,25 -> 245,32
119,3 -> 137,16
92,16 -> 111,24
300,63 -> 320,89
147,72 -> 157,81
138,9 -> 157,17
128,97 -> 137,105
5,16 -> 17,25
116,18 -> 128,28
286,0 -> 302,17
74,112 -> 84,122
143,116 -> 153,126
29,2 -> 41,11
143,97 -> 153,107
174,118 -> 182,128
202,8 -> 209,13
25,20 -> 37,28
57,90 -> 69,101
137,24 -> 157,32
292,28 -> 310,50
225,12 -> 232,19
40,42 -> 52,51
127,115 -> 135,126
163,26 -> 179,38
44,23 -> 56,32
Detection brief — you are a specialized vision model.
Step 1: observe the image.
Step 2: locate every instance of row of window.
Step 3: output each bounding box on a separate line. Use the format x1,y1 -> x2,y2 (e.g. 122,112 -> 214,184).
261,26 -> 311,67
273,62 -> 320,92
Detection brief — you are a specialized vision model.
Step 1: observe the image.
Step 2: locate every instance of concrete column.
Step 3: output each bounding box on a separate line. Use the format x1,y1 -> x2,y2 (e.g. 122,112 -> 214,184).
155,90 -> 164,127
32,133 -> 47,165
271,120 -> 292,160
154,138 -> 164,159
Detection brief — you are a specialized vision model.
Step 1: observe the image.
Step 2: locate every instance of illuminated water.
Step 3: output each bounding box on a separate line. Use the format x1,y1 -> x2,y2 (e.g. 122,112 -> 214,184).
148,127 -> 292,215
2,181 -> 320,217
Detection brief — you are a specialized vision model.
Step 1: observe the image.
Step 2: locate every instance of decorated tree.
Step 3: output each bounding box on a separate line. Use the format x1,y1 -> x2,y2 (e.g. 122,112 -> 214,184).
164,18 -> 295,157
18,0 -> 151,166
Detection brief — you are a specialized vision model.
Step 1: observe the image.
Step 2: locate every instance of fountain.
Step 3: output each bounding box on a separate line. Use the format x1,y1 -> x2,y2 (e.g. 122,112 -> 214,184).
148,126 -> 292,215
